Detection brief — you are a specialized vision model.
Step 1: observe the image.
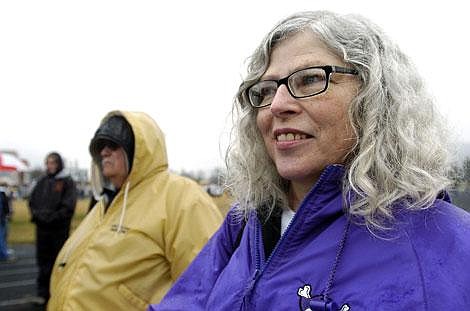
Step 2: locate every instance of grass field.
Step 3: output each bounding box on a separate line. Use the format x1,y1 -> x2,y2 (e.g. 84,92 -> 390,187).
7,199 -> 90,243
7,194 -> 233,244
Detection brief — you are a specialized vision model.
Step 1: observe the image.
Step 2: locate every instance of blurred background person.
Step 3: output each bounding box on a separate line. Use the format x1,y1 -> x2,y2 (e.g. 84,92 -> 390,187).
48,111 -> 222,310
0,182 -> 14,262
28,152 -> 77,306
151,10 -> 470,310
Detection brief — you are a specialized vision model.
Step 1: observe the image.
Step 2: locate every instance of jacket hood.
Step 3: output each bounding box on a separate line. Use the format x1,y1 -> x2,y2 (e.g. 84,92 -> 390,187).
90,111 -> 168,199
46,151 -> 64,177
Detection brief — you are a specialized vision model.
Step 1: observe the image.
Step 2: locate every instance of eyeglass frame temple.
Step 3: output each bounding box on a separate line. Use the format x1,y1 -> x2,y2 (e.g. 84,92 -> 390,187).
330,65 -> 358,75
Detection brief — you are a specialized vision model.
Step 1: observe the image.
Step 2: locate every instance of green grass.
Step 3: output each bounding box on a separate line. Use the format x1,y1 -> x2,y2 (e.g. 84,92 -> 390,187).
7,194 -> 233,244
7,199 -> 90,244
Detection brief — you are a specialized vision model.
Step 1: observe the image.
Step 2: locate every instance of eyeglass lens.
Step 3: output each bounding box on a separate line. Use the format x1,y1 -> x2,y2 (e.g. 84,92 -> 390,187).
248,68 -> 328,107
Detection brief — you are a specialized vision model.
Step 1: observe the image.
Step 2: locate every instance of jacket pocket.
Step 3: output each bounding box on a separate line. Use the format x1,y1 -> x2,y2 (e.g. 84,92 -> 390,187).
118,283 -> 148,310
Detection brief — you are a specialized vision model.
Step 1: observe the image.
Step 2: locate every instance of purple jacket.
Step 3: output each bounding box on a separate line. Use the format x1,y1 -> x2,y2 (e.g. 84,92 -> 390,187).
150,166 -> 470,310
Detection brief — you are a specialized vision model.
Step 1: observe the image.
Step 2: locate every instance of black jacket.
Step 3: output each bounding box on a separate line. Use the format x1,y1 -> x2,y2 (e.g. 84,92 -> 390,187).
0,190 -> 11,224
29,171 -> 77,229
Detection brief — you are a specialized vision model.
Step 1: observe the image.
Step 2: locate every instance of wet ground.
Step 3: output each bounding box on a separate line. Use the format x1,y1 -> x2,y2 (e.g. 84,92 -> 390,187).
0,244 -> 44,311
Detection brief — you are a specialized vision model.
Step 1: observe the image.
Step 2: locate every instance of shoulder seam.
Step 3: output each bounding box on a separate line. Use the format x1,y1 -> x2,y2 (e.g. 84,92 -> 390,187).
406,230 -> 428,311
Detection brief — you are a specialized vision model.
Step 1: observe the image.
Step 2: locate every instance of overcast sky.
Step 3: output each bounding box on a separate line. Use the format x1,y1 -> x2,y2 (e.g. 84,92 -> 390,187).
1,0 -> 469,173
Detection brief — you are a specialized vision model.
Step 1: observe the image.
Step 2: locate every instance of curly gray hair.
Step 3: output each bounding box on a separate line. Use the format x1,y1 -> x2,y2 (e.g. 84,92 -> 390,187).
225,11 -> 452,230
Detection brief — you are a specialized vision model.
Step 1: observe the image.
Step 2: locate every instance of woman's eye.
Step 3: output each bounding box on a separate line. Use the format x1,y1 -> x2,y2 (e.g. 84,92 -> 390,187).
260,86 -> 276,96
302,74 -> 323,85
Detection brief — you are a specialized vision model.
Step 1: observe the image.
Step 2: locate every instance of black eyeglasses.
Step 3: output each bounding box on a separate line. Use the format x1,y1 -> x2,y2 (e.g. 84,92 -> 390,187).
246,65 -> 358,108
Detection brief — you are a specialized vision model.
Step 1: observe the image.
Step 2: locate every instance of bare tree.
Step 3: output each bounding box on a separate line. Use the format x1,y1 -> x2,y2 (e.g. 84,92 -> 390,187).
463,157 -> 470,184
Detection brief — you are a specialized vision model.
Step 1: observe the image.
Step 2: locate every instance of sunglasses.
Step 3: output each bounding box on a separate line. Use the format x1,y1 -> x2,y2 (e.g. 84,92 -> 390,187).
96,140 -> 120,152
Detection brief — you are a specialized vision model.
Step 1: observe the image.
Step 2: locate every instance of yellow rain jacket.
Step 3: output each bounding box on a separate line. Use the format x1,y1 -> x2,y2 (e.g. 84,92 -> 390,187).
48,111 -> 222,310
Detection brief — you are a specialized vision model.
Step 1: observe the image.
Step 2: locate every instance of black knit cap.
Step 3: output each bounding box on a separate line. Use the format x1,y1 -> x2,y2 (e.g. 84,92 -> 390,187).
89,115 -> 135,171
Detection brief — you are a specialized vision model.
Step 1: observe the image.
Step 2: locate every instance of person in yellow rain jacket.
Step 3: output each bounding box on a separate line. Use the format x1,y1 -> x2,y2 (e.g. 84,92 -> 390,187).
48,110 -> 223,310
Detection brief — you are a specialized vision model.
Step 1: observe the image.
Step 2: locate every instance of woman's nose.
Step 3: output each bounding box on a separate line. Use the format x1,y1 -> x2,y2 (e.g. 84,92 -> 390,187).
269,85 -> 301,118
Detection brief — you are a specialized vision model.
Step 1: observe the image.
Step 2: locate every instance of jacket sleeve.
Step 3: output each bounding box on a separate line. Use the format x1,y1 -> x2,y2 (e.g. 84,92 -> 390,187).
0,191 -> 10,219
28,180 -> 40,222
0,192 -> 5,220
48,178 -> 77,224
410,202 -> 470,309
149,206 -> 245,311
163,186 -> 223,281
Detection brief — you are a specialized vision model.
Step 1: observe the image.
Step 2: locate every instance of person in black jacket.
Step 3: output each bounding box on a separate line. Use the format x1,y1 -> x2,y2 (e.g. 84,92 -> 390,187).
0,184 -> 13,262
29,152 -> 77,305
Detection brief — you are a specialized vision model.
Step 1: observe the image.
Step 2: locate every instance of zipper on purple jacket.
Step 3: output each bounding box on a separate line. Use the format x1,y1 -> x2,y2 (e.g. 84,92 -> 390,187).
241,268 -> 259,310
240,214 -> 262,309
240,165 -> 342,307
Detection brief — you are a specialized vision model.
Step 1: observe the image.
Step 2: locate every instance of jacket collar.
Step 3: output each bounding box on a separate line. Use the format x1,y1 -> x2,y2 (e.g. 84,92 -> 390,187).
290,165 -> 346,238
301,165 -> 345,210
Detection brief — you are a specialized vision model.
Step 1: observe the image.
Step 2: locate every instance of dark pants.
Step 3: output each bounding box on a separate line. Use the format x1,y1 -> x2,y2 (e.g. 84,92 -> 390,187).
35,225 -> 69,301
0,219 -> 8,260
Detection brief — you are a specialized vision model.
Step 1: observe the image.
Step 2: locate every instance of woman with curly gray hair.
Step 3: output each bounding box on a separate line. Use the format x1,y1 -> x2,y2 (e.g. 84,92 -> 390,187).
150,10 -> 470,310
